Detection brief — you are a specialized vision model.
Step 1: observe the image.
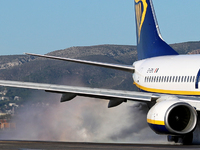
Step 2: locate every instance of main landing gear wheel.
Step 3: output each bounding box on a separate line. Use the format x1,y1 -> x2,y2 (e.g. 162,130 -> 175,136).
167,135 -> 178,143
181,133 -> 193,145
167,133 -> 193,145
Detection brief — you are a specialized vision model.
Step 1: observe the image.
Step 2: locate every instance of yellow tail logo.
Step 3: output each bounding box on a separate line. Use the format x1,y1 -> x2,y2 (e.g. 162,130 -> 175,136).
135,0 -> 148,43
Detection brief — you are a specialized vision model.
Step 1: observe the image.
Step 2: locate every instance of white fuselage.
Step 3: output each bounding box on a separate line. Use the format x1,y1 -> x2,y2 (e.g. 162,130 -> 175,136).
133,54 -> 200,95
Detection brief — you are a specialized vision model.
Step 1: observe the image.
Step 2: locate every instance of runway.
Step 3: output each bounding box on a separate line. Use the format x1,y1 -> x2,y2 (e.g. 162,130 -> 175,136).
0,141 -> 200,150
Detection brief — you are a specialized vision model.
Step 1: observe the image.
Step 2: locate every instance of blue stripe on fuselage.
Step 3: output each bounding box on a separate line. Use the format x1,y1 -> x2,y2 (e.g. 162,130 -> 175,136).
148,123 -> 169,134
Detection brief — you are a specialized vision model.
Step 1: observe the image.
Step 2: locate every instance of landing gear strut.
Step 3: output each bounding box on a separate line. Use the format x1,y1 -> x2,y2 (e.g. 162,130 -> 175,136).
167,133 -> 193,145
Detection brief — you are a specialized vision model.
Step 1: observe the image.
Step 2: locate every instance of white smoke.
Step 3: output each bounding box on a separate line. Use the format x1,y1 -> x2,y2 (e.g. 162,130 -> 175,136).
0,92 -> 167,144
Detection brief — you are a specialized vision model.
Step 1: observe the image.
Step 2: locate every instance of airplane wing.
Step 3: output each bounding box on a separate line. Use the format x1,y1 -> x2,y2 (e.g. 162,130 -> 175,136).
0,80 -> 158,107
25,53 -> 135,73
0,79 -> 199,109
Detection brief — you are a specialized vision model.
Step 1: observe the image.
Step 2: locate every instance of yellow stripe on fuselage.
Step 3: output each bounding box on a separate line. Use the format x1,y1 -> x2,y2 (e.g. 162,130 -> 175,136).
147,119 -> 165,125
134,82 -> 200,95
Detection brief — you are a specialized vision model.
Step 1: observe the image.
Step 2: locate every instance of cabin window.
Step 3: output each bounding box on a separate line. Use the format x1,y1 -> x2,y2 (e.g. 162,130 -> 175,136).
178,76 -> 181,82
145,75 -> 196,83
169,76 -> 172,82
181,76 -> 184,82
175,76 -> 178,82
156,76 -> 158,82
161,76 -> 163,82
154,76 -> 156,82
190,76 -> 192,82
187,76 -> 189,82
151,76 -> 154,82
193,76 -> 196,82
184,76 -> 186,82
164,76 -> 167,82
172,76 -> 175,82
159,76 -> 162,82
166,76 -> 168,82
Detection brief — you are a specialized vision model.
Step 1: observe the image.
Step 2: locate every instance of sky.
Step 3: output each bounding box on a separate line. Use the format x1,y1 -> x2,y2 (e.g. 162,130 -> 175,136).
0,0 -> 200,55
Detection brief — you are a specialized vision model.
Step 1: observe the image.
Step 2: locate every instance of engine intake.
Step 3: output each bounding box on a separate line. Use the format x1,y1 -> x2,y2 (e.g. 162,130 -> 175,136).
147,98 -> 197,135
165,103 -> 197,134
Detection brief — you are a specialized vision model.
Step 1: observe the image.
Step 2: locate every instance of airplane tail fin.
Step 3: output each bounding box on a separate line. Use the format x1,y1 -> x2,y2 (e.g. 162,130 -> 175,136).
134,0 -> 178,60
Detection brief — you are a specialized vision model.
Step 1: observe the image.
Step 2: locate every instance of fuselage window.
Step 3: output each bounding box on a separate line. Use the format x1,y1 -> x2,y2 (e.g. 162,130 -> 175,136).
193,76 -> 196,82
153,76 -> 156,82
172,76 -> 175,82
166,76 -> 169,82
175,76 -> 178,82
159,76 -> 161,82
148,76 -> 151,82
178,76 -> 181,82
181,76 -> 184,82
190,76 -> 192,82
161,76 -> 163,82
169,76 -> 172,82
187,76 -> 189,82
151,76 -> 154,82
184,76 -> 187,82
156,76 -> 159,82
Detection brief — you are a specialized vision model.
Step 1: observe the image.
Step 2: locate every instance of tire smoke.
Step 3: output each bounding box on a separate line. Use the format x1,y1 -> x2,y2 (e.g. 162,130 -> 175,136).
0,93 -> 166,143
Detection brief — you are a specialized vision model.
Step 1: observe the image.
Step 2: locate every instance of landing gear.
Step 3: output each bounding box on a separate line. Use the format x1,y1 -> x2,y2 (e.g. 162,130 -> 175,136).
181,133 -> 193,145
167,135 -> 179,143
167,133 -> 193,145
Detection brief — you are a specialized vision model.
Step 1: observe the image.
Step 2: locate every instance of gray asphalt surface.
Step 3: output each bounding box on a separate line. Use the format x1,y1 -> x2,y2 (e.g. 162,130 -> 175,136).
0,141 -> 200,150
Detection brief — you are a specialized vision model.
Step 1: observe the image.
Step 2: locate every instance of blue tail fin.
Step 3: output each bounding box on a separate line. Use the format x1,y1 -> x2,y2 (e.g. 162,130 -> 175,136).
134,0 -> 178,60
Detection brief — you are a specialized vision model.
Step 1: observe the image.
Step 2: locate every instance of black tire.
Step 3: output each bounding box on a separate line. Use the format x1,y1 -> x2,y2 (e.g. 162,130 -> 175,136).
167,135 -> 179,143
182,133 -> 193,145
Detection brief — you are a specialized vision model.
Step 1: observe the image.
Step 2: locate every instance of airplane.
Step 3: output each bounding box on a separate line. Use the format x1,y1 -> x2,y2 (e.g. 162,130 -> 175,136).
0,0 -> 199,145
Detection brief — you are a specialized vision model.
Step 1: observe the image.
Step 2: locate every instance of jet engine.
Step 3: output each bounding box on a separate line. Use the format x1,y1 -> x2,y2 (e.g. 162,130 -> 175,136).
147,97 -> 197,135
